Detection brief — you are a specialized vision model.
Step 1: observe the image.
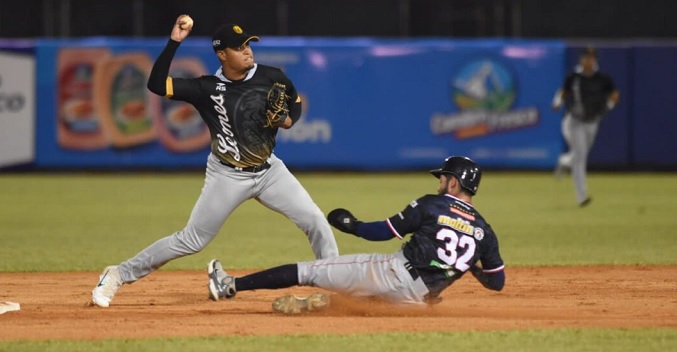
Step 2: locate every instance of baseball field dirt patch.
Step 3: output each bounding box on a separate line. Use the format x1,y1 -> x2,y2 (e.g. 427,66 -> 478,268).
1,266 -> 675,341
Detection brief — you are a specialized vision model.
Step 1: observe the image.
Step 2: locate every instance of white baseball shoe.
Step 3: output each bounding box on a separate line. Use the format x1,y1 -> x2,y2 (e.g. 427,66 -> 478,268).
207,259 -> 237,300
91,265 -> 123,307
272,293 -> 330,315
554,162 -> 569,180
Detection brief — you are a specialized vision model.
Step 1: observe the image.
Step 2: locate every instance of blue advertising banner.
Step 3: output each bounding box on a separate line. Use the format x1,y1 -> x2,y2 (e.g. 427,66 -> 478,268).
35,38 -> 565,169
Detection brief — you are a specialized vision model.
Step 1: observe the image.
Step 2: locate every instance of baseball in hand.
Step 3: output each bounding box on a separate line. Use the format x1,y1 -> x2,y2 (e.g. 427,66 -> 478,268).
179,15 -> 193,30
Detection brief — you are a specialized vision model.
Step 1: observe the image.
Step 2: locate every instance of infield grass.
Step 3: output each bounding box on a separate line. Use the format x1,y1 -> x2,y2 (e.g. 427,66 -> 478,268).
0,171 -> 675,271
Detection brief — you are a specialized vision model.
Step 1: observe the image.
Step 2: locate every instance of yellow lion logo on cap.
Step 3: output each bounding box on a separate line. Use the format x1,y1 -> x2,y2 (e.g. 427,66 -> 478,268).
233,25 -> 243,34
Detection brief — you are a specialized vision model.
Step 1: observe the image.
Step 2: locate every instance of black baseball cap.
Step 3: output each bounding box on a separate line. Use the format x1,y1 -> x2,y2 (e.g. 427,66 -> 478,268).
211,24 -> 259,51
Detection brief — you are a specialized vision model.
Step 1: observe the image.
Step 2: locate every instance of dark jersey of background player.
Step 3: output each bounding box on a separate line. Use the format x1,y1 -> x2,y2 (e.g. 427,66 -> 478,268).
147,41 -> 302,168
382,193 -> 504,298
561,63 -> 616,122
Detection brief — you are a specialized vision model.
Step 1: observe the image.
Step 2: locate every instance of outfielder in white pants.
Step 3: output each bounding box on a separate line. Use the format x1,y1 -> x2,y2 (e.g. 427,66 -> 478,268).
557,113 -> 600,205
552,47 -> 619,206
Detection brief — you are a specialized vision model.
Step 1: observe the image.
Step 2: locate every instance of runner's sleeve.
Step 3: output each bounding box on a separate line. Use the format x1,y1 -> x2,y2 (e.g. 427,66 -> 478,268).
471,225 -> 505,291
478,227 -> 504,271
354,221 -> 395,241
385,199 -> 425,239
470,266 -> 505,291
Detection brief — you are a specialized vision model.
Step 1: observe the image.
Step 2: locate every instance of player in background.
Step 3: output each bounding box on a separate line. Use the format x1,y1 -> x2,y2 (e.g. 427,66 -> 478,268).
91,15 -> 339,308
207,156 -> 505,314
552,47 -> 620,207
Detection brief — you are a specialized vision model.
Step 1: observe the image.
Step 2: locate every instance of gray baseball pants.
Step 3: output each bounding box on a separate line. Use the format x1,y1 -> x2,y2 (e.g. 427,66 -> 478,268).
297,250 -> 430,304
558,113 -> 600,203
118,153 -> 339,283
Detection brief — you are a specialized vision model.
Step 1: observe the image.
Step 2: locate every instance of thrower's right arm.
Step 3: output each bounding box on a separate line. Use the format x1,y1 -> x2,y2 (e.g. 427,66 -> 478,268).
147,15 -> 192,97
147,40 -> 179,97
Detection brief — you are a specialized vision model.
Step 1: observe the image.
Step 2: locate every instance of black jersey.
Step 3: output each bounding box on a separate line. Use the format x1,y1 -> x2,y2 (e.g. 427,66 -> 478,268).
387,194 -> 504,297
562,71 -> 616,122
167,64 -> 298,167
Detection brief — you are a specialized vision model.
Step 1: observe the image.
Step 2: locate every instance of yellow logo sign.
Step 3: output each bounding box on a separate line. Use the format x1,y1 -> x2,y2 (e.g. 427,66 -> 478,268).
437,215 -> 474,236
233,25 -> 243,34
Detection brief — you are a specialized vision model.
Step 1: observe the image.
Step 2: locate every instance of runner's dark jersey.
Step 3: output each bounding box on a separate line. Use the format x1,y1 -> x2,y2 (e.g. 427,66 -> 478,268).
562,71 -> 615,121
386,194 -> 504,297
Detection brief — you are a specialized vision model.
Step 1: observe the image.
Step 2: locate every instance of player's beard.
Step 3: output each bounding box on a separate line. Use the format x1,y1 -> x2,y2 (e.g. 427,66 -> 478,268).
437,179 -> 449,195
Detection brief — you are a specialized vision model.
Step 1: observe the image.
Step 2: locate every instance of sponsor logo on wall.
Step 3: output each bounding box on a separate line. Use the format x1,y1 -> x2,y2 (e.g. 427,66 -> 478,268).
430,59 -> 539,139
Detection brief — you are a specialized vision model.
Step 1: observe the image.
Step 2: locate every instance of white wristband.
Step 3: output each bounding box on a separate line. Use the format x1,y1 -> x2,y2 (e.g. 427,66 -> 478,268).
552,91 -> 563,107
607,100 -> 616,110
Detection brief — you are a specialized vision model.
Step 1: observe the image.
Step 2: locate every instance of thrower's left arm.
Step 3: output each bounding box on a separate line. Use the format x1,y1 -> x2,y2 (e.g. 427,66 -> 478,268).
281,94 -> 301,129
275,71 -> 302,129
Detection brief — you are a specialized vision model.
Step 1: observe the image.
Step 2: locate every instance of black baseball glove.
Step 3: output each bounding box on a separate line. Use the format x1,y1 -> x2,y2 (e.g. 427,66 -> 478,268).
264,82 -> 290,128
327,208 -> 362,235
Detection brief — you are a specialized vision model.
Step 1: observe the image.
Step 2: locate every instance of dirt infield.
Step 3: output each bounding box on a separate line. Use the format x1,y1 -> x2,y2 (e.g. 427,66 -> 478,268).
1,266 -> 675,341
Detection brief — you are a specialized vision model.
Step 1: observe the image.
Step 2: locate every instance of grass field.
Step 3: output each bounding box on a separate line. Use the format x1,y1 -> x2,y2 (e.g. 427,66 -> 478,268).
3,329 -> 676,352
0,171 -> 675,351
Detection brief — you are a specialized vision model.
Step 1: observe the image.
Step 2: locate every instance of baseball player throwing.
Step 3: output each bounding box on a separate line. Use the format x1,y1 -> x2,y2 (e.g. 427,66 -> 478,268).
207,156 -> 505,314
552,47 -> 619,207
91,15 -> 339,307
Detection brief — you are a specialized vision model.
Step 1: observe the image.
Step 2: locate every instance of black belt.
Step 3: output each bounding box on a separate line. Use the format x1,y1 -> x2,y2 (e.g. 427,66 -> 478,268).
403,261 -> 420,281
219,160 -> 271,173
404,260 -> 442,304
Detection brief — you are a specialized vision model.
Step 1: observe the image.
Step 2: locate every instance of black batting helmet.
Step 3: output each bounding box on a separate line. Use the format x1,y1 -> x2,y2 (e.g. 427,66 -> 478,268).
430,156 -> 482,195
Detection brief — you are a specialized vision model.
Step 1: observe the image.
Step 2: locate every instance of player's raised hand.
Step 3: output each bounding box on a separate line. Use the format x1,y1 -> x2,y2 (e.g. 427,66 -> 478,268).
171,14 -> 193,42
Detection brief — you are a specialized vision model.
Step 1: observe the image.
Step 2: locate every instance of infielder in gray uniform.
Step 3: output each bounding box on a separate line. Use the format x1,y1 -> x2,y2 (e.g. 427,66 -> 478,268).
91,15 -> 338,308
552,47 -> 619,207
207,156 -> 505,314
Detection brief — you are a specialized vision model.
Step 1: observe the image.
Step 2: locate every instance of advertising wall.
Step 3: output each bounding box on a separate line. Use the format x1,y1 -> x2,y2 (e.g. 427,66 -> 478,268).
34,38 -> 565,169
0,42 -> 35,168
2,38 -> 674,170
